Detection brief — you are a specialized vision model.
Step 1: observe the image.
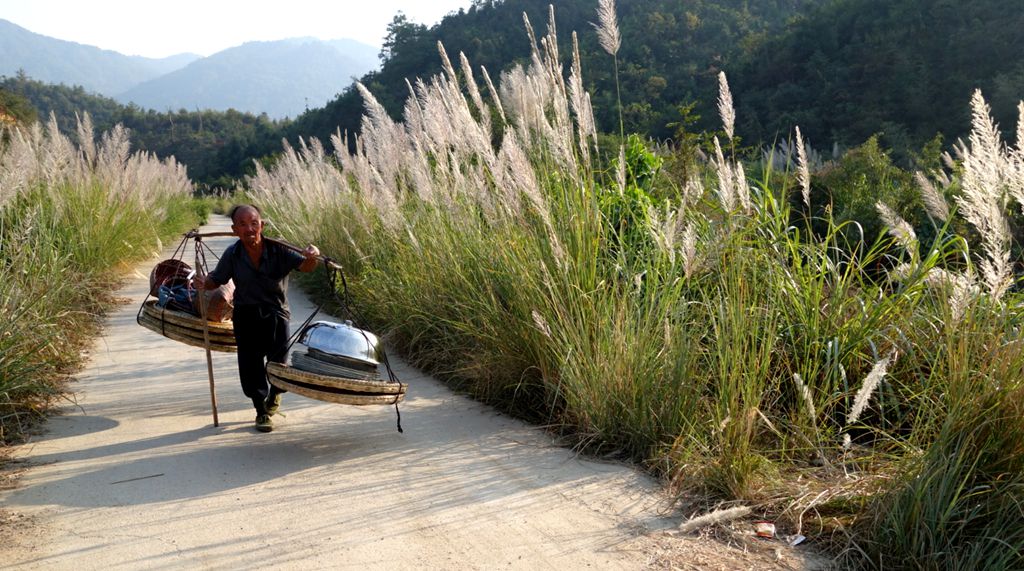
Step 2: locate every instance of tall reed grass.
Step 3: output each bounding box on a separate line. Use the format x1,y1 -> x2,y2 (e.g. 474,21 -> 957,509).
249,5 -> 1024,567
0,113 -> 198,441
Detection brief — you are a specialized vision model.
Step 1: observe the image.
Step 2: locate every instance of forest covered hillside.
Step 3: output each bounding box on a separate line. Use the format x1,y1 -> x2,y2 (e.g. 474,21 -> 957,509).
286,0 -> 821,147
732,0 -> 1024,156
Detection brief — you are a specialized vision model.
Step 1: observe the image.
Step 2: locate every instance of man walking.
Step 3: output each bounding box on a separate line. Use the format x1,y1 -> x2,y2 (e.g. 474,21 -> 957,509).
199,204 -> 320,432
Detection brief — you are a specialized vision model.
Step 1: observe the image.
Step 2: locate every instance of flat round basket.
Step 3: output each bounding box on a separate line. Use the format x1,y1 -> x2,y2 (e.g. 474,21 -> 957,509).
267,362 -> 406,406
142,299 -> 234,333
268,374 -> 406,406
138,312 -> 236,344
138,314 -> 237,353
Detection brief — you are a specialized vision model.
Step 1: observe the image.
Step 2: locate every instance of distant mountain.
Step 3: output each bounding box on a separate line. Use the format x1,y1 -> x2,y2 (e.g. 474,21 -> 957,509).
117,38 -> 379,119
0,18 -> 199,94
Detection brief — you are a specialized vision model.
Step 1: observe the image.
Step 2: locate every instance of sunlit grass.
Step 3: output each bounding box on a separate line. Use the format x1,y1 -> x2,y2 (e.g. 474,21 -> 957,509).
0,115 -> 199,441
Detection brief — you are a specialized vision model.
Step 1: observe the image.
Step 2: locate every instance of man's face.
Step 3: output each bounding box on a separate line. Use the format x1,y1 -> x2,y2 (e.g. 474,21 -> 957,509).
232,208 -> 263,248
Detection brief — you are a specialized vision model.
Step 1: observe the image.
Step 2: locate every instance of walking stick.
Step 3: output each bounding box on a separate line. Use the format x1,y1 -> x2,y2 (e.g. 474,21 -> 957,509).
194,236 -> 220,427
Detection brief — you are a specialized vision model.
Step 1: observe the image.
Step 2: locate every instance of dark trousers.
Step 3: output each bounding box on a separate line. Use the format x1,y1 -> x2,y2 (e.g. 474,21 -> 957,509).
233,305 -> 289,414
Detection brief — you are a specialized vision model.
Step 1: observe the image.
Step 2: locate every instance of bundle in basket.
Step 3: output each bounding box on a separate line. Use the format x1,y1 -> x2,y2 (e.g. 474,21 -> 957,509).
268,320 -> 406,405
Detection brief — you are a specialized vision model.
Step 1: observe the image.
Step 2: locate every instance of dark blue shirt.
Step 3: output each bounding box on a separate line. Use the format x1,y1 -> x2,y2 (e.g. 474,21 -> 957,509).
208,239 -> 305,318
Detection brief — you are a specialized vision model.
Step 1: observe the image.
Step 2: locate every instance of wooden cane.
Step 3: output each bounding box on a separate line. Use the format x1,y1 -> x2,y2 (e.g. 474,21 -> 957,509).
194,236 -> 220,427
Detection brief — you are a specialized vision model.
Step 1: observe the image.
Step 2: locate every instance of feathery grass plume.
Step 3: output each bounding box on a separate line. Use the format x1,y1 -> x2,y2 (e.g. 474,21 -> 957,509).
75,111 -> 96,166
792,373 -> 816,420
1011,101 -> 1024,204
717,72 -> 735,141
354,81 -> 406,199
955,90 -> 1013,299
568,32 -> 596,164
914,267 -> 979,322
682,175 -> 704,205
942,150 -> 957,171
544,5 -> 561,68
796,126 -> 811,208
648,202 -> 685,265
437,41 -> 458,85
1017,101 -> 1024,156
333,131 -> 373,196
681,222 -> 698,279
531,309 -> 553,339
679,506 -> 752,533
460,51 -> 487,123
616,145 -> 626,194
592,0 -> 621,56
400,79 -> 437,203
592,0 -> 623,138
733,161 -> 750,212
480,66 -> 506,125
847,352 -> 895,426
915,171 -> 949,222
712,136 -> 735,211
494,131 -> 529,216
875,201 -> 917,253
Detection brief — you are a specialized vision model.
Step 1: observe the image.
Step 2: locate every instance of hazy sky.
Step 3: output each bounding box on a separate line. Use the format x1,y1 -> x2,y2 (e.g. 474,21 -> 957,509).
0,0 -> 475,58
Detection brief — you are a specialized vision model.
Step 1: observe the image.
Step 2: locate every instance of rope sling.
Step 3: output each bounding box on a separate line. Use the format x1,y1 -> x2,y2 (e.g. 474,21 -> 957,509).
138,230 -> 404,432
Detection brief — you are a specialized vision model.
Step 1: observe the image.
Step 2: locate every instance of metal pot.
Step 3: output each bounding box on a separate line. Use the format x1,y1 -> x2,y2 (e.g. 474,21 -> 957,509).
298,320 -> 381,367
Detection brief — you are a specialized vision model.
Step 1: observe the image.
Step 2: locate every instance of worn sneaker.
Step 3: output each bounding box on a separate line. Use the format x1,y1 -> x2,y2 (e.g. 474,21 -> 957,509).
255,413 -> 273,433
265,392 -> 282,416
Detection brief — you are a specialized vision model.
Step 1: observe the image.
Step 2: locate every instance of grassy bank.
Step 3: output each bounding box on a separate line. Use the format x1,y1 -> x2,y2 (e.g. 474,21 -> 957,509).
0,115 -> 203,442
250,8 -> 1023,569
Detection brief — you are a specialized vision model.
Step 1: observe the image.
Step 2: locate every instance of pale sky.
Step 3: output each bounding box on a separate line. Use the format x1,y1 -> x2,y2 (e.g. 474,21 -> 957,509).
0,0 -> 475,58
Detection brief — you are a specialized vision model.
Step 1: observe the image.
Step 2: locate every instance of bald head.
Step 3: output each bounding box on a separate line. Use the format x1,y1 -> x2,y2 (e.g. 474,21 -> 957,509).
230,204 -> 264,249
229,204 -> 262,224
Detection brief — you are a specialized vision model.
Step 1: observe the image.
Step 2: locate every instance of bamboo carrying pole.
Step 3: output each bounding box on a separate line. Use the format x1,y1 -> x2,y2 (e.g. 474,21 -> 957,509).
187,231 -> 343,270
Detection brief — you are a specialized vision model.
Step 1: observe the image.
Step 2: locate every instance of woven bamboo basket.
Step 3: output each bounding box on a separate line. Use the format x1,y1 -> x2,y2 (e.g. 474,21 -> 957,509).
138,299 -> 236,352
138,316 -> 238,352
142,300 -> 234,333
266,362 -> 406,405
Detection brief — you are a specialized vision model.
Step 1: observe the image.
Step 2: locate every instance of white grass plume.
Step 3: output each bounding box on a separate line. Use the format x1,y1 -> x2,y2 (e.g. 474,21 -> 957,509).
915,171 -> 949,222
717,72 -> 735,141
681,222 -> 699,279
712,136 -> 735,211
796,126 -> 810,208
593,0 -> 621,56
847,353 -> 895,426
792,373 -> 816,420
875,201 -> 917,253
955,90 -> 1013,300
481,66 -> 506,126
679,506 -> 751,533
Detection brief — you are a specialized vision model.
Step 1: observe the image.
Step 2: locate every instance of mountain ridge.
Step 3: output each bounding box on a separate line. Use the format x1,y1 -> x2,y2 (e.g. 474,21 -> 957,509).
0,18 -> 199,94
0,19 -> 379,118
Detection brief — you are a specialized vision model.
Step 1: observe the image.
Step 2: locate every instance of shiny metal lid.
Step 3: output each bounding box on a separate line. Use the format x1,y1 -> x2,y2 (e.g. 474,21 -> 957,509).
298,320 -> 380,366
